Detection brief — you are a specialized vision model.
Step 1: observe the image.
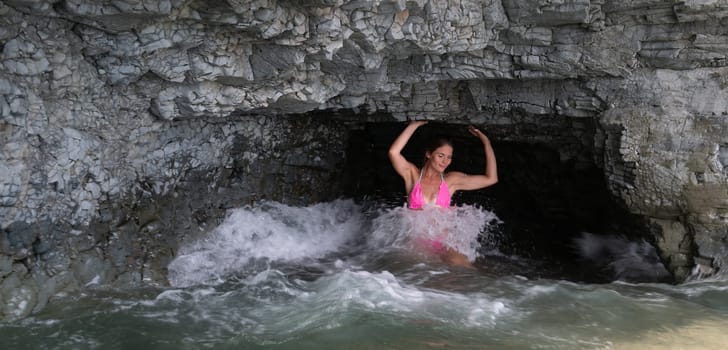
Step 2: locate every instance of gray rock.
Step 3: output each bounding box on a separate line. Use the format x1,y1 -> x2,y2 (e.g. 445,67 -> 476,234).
1,0 -> 728,319
0,272 -> 38,320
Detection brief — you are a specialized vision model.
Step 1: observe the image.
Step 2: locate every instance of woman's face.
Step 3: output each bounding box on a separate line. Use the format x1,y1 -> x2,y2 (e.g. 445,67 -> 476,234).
427,144 -> 453,173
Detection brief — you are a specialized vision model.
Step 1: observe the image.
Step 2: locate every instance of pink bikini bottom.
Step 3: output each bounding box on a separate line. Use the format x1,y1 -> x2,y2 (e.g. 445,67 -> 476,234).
415,237 -> 447,254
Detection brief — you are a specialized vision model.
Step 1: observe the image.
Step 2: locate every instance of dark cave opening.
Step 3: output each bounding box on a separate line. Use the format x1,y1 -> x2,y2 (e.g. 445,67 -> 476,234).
341,121 -> 667,283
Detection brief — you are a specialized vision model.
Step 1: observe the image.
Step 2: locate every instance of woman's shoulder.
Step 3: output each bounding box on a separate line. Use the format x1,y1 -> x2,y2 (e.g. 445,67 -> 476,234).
444,171 -> 467,186
444,171 -> 467,179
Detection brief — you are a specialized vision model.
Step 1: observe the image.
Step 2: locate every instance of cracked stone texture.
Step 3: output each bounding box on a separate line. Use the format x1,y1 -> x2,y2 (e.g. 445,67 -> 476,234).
1,0 -> 728,318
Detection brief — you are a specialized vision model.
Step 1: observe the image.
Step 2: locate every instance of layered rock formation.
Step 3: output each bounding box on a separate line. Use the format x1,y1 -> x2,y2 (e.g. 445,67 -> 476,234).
2,0 -> 728,319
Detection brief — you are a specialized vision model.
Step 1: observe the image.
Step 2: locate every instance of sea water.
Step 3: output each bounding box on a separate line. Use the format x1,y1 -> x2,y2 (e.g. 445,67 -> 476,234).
3,199 -> 728,349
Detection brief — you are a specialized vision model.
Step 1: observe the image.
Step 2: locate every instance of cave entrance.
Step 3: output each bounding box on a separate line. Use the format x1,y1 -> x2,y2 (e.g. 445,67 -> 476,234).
341,121 -> 654,283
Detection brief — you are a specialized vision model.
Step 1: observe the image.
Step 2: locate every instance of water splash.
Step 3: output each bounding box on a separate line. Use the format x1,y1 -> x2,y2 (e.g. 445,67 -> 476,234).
8,200 -> 728,349
574,232 -> 671,283
168,201 -> 500,287
167,200 -> 365,287
368,205 -> 500,261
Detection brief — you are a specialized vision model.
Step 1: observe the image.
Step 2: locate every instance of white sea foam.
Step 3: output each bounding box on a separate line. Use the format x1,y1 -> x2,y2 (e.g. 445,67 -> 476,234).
11,200 -> 728,349
259,269 -> 512,333
167,200 -> 365,287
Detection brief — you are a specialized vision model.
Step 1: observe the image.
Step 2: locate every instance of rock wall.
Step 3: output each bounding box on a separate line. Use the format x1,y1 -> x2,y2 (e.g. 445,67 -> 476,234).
2,0 -> 728,318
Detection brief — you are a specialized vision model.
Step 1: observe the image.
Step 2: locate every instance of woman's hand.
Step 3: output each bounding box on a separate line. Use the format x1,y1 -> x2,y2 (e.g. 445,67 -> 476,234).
468,125 -> 490,144
410,120 -> 428,128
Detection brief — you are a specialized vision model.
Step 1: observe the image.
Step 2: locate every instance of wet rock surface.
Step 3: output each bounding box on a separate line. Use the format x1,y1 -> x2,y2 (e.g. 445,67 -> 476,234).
1,0 -> 728,318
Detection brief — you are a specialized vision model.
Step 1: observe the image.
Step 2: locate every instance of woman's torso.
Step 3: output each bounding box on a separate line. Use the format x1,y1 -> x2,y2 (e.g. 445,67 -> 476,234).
408,170 -> 451,209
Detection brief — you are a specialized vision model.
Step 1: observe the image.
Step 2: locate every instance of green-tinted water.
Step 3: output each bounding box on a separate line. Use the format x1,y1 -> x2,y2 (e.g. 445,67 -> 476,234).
3,201 -> 726,349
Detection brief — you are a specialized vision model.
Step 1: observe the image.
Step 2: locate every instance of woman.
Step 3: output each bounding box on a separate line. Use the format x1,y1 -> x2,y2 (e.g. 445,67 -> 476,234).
388,120 -> 498,267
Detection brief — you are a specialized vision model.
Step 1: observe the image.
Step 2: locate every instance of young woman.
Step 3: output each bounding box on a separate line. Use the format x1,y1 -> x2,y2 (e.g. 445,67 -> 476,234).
388,120 -> 498,267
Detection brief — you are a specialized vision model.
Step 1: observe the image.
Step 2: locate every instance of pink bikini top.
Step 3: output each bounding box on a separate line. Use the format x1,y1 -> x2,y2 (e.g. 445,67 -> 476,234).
408,171 -> 451,209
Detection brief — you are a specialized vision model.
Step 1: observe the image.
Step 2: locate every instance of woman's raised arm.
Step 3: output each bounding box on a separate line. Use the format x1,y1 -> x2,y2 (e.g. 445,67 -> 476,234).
449,125 -> 498,191
388,121 -> 427,185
